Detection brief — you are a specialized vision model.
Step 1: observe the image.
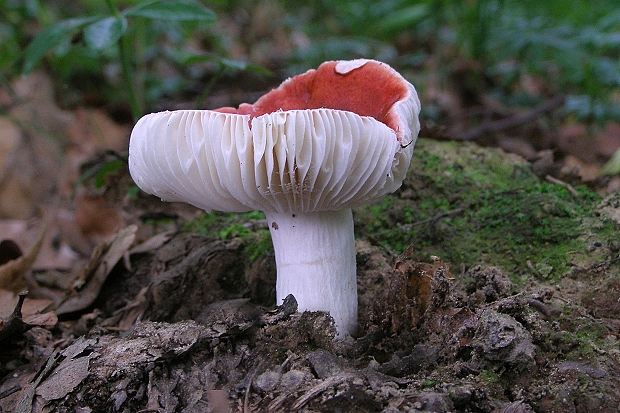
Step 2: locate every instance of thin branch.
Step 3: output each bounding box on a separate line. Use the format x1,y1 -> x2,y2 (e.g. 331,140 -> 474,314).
373,208 -> 465,238
545,175 -> 580,197
458,95 -> 565,141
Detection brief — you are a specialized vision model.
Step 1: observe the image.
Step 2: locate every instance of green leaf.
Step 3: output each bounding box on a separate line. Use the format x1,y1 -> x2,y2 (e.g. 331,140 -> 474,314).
124,0 -> 215,22
371,4 -> 428,38
84,16 -> 127,51
600,147 -> 620,176
94,159 -> 124,188
23,16 -> 99,74
169,49 -> 273,75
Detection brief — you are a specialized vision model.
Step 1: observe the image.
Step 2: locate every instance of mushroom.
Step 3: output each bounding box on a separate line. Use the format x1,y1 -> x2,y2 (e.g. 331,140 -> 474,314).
129,59 -> 420,337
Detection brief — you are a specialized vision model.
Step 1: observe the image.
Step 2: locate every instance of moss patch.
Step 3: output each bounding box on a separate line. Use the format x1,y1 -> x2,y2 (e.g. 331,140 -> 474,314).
184,210 -> 273,263
354,139 -> 619,282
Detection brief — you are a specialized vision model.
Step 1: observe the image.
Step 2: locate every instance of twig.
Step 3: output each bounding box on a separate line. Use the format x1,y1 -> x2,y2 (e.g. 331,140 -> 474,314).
526,298 -> 557,318
590,255 -> 620,270
292,374 -> 353,410
373,208 -> 465,238
243,369 -> 257,413
0,385 -> 20,400
545,175 -> 580,197
458,95 -> 565,141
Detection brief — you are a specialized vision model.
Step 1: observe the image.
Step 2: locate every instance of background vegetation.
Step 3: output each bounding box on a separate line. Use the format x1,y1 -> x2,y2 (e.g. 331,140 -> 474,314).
2,0 -> 619,123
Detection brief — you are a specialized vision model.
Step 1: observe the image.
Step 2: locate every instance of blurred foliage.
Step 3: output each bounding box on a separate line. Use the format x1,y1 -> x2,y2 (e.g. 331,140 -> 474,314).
2,0 -> 261,118
19,0 -> 220,120
280,0 -> 620,124
2,0 -> 619,126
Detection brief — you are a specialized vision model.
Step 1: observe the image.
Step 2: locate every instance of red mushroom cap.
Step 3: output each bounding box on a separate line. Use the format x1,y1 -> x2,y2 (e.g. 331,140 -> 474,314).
215,59 -> 414,141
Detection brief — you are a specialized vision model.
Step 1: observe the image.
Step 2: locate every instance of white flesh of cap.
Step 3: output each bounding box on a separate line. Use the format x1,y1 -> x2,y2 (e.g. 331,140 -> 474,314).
129,108 -> 413,214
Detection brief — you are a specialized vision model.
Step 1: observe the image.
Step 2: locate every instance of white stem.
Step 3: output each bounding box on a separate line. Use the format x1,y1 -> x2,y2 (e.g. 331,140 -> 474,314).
265,208 -> 357,337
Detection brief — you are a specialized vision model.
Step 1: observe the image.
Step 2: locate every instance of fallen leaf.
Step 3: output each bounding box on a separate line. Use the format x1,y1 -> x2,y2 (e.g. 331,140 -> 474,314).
0,291 -> 27,343
129,231 -> 175,255
0,239 -> 22,265
23,312 -> 58,328
55,225 -> 137,315
0,217 -> 80,271
0,221 -> 46,291
35,356 -> 91,402
0,73 -> 70,219
0,290 -> 56,341
0,116 -> 21,183
74,193 -> 124,241
15,337 -> 97,412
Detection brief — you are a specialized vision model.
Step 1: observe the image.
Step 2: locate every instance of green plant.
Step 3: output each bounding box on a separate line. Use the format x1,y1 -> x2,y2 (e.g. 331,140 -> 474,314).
70,150 -> 144,200
280,0 -> 430,72
0,0 -> 39,78
22,0 -> 216,120
491,11 -> 620,123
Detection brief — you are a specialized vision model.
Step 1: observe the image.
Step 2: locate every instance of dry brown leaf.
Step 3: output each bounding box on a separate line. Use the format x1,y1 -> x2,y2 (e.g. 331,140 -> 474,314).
55,225 -> 137,315
558,122 -> 620,165
0,288 -> 18,317
0,239 -> 22,265
61,108 -> 130,197
0,218 -> 80,271
68,107 -> 130,152
386,248 -> 455,334
129,231 -> 174,255
35,356 -> 91,402
0,116 -> 34,218
23,312 -> 57,328
0,221 -> 46,291
0,288 -> 54,319
74,193 -> 124,242
0,73 -> 70,219
0,116 -> 21,183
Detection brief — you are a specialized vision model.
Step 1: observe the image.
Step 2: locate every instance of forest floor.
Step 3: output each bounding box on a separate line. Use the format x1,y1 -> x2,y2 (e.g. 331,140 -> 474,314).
1,72 -> 620,413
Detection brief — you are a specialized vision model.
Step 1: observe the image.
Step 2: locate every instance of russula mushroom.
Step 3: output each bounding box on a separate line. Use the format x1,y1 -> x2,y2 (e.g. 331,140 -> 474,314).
129,59 -> 420,337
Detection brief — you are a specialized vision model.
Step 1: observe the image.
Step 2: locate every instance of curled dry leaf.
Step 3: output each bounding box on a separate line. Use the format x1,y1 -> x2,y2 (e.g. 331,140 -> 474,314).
0,221 -> 47,291
74,193 -> 124,242
22,312 -> 57,328
0,239 -> 22,265
0,291 -> 27,344
129,230 -> 174,255
389,247 -> 453,332
55,225 -> 137,316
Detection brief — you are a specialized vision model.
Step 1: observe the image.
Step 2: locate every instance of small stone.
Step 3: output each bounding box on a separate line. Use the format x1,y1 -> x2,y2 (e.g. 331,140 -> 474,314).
474,309 -> 536,371
308,349 -> 346,379
254,370 -> 281,392
280,370 -> 308,390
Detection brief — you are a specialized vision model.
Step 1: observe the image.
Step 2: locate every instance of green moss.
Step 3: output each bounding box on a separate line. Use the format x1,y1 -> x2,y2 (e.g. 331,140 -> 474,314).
542,323 -> 608,362
245,229 -> 274,262
478,370 -> 500,384
422,379 -> 437,388
184,210 -> 261,237
183,210 -> 273,262
181,139 -> 618,281
355,139 -> 618,282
